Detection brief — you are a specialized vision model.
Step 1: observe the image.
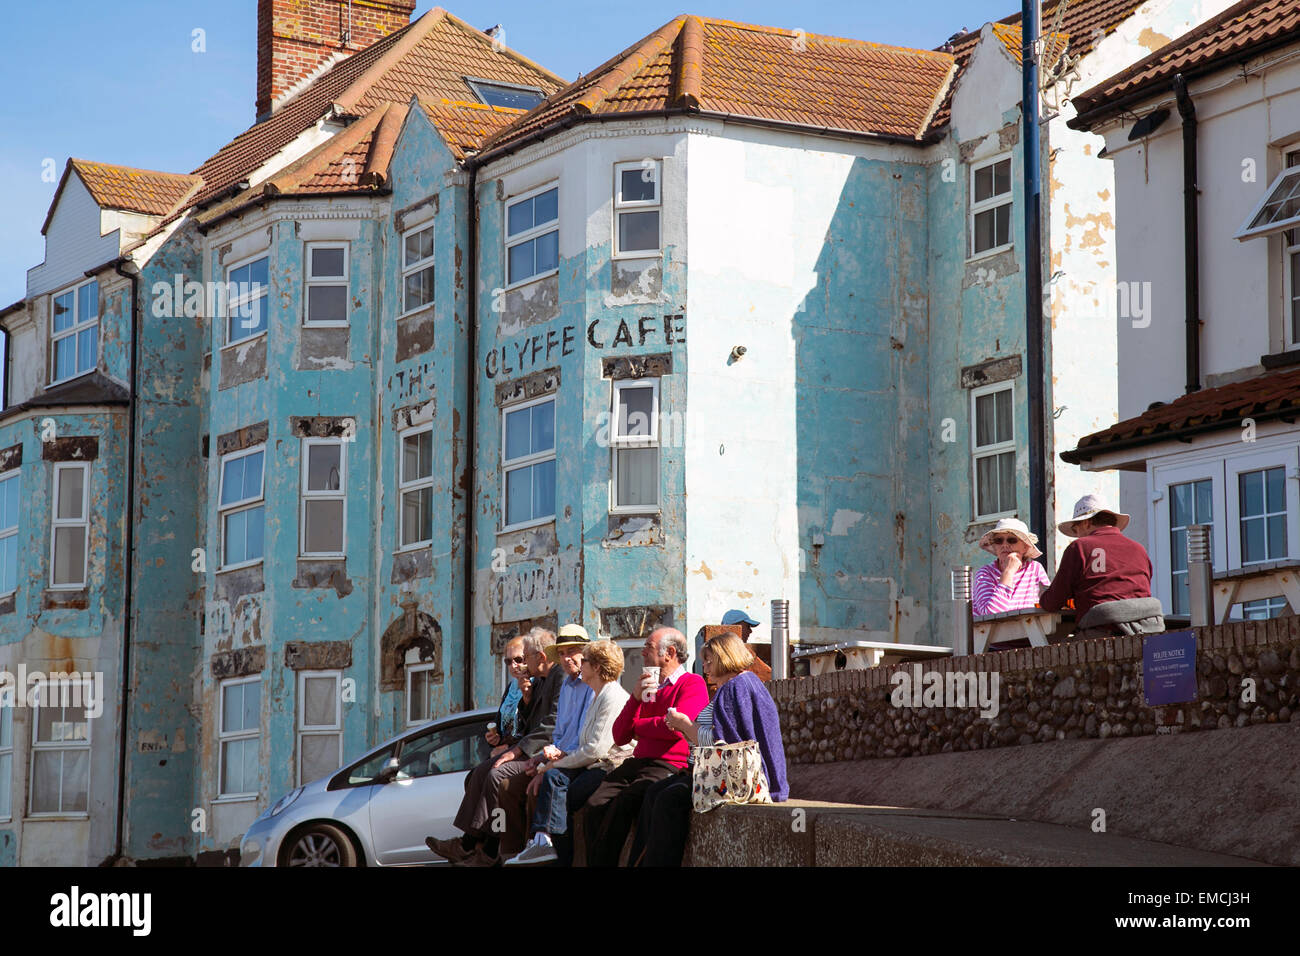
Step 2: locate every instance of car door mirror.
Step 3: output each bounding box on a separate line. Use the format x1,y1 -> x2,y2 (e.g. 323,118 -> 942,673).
377,756 -> 401,783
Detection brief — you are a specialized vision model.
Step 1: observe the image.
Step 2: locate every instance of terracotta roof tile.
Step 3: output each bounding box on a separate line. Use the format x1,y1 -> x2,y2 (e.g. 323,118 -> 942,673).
40,160 -> 203,234
477,15 -> 956,159
1070,0 -> 1300,125
930,0 -> 1150,131
416,97 -> 527,160
1063,366 -> 1300,462
188,8 -> 564,212
69,160 -> 203,217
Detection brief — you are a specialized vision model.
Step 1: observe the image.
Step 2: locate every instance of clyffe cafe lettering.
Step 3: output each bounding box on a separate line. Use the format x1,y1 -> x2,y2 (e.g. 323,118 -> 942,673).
484,314 -> 686,378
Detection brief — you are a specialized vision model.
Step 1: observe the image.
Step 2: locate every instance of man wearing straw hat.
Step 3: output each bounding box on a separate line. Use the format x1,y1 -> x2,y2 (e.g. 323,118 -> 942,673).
1039,494 -> 1164,640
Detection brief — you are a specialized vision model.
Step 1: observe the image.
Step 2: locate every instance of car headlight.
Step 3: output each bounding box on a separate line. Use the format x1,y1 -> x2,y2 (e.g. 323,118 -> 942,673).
268,787 -> 304,817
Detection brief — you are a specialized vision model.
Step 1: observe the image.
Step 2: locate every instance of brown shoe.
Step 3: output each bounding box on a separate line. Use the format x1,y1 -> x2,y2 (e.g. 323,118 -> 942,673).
426,836 -> 472,863
456,845 -> 500,867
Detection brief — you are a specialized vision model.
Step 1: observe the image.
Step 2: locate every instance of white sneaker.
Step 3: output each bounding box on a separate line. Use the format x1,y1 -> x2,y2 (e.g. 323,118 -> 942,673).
504,836 -> 557,866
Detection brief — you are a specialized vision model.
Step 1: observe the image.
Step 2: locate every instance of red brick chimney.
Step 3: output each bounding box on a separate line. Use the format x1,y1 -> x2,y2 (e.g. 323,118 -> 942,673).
256,0 -> 418,120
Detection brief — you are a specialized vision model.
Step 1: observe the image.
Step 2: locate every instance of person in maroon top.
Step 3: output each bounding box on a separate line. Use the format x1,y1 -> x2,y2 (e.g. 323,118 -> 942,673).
1040,495 -> 1163,639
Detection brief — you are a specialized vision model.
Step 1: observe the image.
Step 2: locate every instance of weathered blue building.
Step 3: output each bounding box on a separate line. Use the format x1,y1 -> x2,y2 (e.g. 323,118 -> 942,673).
0,0 -> 1225,864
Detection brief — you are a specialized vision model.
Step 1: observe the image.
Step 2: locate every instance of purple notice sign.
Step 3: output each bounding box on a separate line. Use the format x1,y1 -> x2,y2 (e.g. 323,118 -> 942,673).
1142,630 -> 1198,706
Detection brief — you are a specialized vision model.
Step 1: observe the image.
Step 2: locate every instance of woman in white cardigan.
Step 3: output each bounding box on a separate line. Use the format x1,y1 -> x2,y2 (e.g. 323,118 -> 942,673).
504,640 -> 631,866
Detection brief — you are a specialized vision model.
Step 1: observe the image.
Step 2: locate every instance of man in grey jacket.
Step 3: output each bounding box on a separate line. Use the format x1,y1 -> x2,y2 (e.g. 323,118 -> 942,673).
426,626 -> 563,865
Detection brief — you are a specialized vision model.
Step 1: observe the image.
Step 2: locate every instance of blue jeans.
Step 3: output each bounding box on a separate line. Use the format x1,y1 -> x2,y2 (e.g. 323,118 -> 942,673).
531,767 -> 586,837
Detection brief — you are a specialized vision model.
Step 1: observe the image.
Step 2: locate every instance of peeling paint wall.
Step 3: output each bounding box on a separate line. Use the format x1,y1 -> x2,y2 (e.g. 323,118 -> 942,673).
685,122 -> 933,649
474,121 -> 689,697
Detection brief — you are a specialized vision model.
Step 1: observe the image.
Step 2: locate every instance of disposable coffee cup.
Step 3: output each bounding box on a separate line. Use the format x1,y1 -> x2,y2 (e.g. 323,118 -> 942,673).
642,666 -> 660,702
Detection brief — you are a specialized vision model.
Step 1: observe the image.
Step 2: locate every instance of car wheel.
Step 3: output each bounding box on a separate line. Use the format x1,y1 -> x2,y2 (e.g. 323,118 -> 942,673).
283,824 -> 358,867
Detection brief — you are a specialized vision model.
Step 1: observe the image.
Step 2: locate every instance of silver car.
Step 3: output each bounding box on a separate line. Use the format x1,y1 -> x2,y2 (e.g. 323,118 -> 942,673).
239,708 -> 495,866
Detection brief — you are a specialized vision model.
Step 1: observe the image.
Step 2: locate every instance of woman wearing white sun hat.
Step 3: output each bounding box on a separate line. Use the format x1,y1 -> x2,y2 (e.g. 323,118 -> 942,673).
972,518 -> 1051,614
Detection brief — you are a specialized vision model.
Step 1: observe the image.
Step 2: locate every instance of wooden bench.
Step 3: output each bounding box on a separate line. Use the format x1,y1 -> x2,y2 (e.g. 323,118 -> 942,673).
972,608 -> 1070,653
1212,560 -> 1300,623
790,640 -> 952,676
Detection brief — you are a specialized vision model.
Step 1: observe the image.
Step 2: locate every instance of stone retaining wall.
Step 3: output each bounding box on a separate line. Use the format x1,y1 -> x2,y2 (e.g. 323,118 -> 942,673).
770,618 -> 1300,764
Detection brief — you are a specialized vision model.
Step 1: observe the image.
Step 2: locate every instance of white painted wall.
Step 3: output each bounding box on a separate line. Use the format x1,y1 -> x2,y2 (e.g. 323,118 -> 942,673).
1099,40 -> 1300,420
26,174 -> 121,299
1085,34 -> 1300,550
683,121 -> 931,646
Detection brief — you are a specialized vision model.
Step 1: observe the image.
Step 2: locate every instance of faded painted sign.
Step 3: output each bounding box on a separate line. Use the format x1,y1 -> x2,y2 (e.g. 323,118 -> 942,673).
485,326 -> 576,378
475,552 -> 581,625
586,314 -> 685,349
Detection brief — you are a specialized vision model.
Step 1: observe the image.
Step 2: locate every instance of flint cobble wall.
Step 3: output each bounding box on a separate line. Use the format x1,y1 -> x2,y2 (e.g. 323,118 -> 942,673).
770,618 -> 1300,764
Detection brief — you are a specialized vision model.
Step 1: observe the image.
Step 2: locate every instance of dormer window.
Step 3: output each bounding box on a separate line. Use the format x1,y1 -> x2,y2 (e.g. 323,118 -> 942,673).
465,78 -> 544,110
50,279 -> 98,384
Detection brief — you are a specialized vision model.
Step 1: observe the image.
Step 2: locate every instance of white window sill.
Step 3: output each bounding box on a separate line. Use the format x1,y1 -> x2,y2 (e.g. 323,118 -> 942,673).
218,558 -> 264,574
47,368 -> 97,389
25,812 -> 90,821
299,552 -> 346,560
612,250 -> 663,262
610,506 -> 662,516
47,583 -> 87,592
966,242 -> 1015,264
503,269 -> 559,294
212,794 -> 259,804
397,302 -> 435,321
395,541 -> 432,554
500,515 -> 556,535
303,320 -> 350,329
970,511 -> 1018,526
223,330 -> 268,350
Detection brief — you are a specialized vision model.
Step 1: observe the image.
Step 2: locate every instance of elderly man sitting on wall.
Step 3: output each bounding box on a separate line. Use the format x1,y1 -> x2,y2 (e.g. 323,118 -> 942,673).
1039,495 -> 1164,640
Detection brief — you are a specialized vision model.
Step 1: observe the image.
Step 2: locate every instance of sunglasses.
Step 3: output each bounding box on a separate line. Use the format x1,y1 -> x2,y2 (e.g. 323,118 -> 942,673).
507,656 -> 526,664
989,536 -> 1021,545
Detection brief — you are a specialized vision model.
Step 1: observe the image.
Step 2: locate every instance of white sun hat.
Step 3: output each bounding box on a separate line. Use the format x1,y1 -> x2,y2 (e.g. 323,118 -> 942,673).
977,518 -> 1042,560
1058,494 -> 1131,538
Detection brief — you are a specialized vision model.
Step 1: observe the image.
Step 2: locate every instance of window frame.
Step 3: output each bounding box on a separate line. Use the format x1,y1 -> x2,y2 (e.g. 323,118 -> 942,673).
225,252 -> 270,346
500,394 -> 556,533
1225,447 -> 1299,570
218,675 -> 261,800
297,670 -> 343,785
1237,159 -> 1300,242
464,77 -> 546,110
1277,148 -> 1300,350
503,182 -> 560,291
968,153 -> 1014,261
400,223 -> 436,318
609,378 -> 661,514
970,380 -> 1018,522
49,278 -> 99,386
0,468 -> 20,596
218,445 -> 266,571
397,423 -> 435,552
303,242 -> 350,328
28,678 -> 92,818
49,462 -> 89,590
1152,462 -> 1225,616
612,160 -> 662,260
0,685 -> 13,822
300,437 -> 347,558
405,661 -> 439,727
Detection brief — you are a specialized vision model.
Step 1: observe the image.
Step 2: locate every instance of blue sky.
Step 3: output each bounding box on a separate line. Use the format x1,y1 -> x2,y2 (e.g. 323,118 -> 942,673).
0,0 -> 1018,306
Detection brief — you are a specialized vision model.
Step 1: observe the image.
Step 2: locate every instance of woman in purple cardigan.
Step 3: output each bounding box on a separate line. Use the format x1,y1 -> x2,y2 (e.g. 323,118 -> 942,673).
631,632 -> 788,866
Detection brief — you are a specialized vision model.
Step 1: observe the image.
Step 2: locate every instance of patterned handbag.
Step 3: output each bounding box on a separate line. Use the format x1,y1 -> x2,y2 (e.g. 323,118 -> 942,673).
690,740 -> 773,813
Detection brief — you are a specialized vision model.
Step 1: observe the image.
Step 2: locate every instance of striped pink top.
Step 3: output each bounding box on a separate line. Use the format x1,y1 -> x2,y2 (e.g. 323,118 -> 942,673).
972,560 -> 1050,615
